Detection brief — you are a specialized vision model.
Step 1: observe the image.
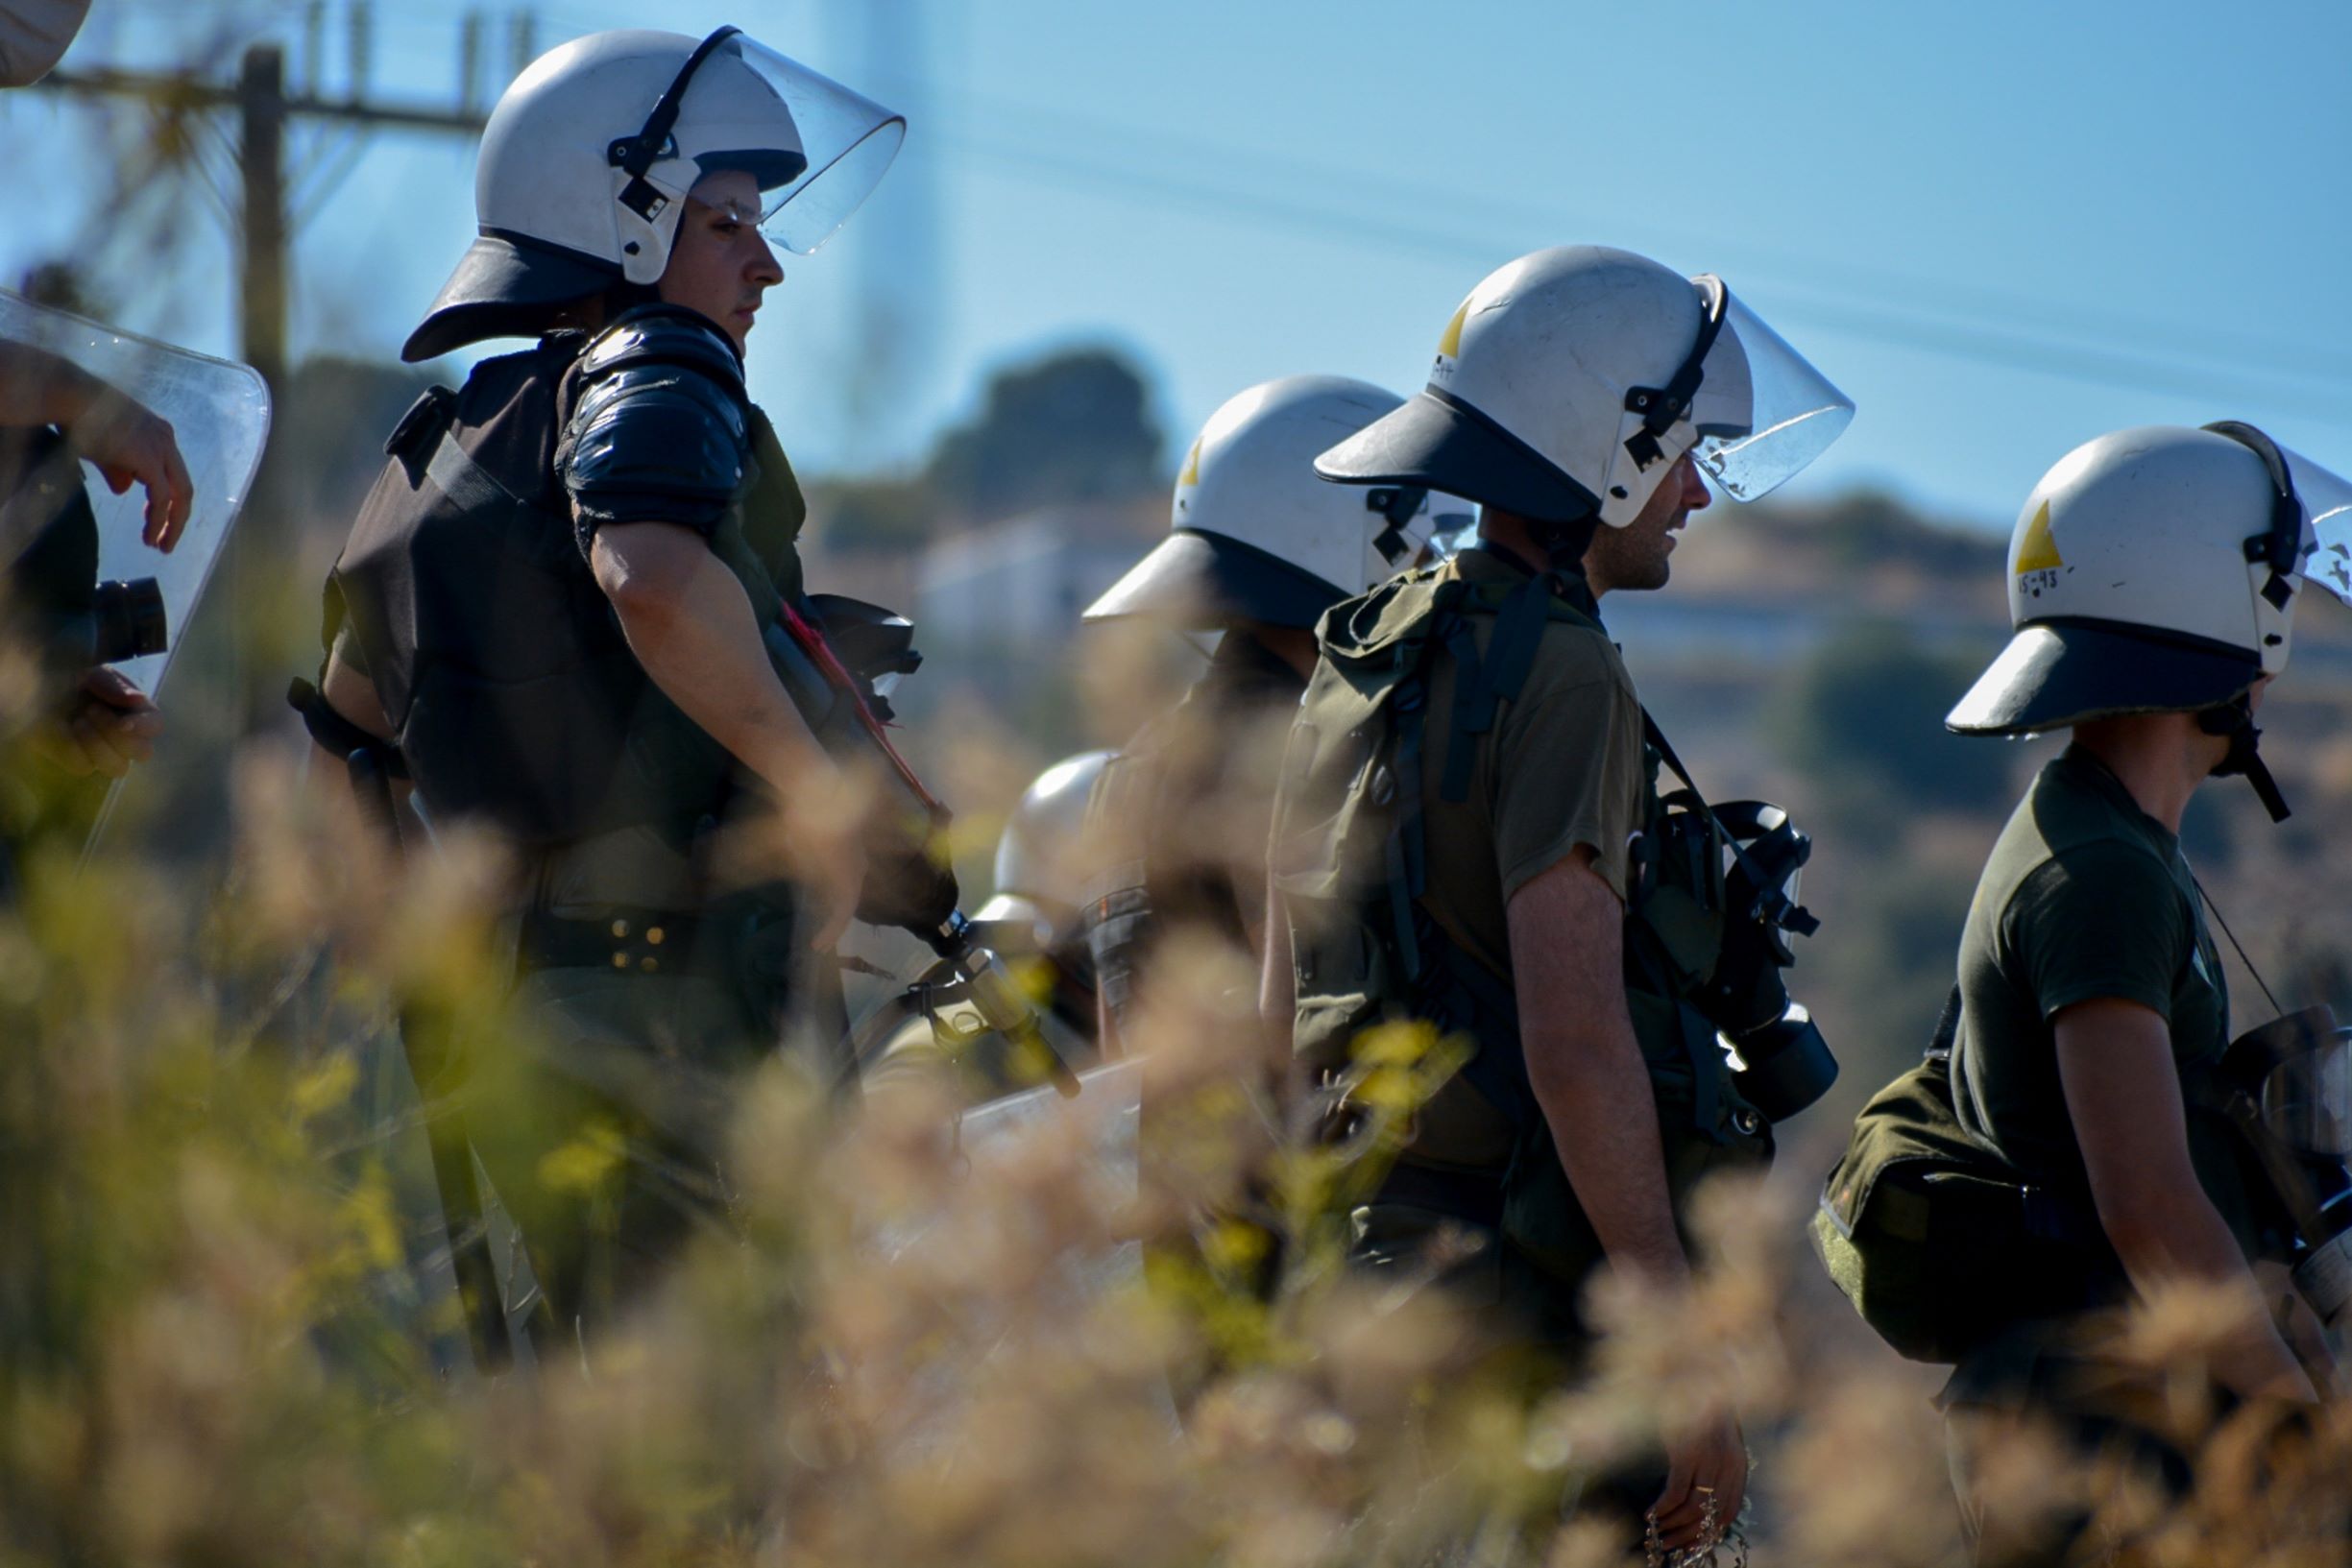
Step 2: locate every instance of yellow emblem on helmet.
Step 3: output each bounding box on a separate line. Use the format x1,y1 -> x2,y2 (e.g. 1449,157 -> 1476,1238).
2016,500 -> 2065,574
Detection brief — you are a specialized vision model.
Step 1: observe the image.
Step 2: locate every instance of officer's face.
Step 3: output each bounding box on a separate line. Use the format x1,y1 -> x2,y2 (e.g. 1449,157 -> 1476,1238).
1584,451 -> 1710,595
658,170 -> 786,351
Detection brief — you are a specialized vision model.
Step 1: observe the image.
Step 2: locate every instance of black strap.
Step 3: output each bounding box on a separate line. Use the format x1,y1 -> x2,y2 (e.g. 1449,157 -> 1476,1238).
1436,572 -> 1562,805
1386,677 -> 1430,986
1641,708 -> 1816,937
1623,275 -> 1729,471
606,27 -> 744,221
1926,983 -> 1961,1063
1366,486 -> 1429,566
1427,932 -> 1537,1133
1436,612 -> 1487,805
2203,420 -> 2304,613
287,677 -> 409,779
2190,870 -> 2285,1018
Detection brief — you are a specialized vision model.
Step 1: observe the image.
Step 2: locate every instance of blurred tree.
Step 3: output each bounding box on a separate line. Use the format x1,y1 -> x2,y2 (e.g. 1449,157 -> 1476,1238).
279,356 -> 437,529
1748,486 -> 2002,579
1810,854 -> 1981,1089
806,473 -> 940,553
925,346 -> 1164,522
1765,618 -> 2014,820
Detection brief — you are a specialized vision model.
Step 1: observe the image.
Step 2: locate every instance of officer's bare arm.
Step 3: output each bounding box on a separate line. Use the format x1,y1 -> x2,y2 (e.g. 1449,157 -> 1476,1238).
1510,844 -> 1746,1545
1507,845 -> 1691,1289
589,521 -> 864,947
590,521 -> 837,800
2056,998 -> 2318,1401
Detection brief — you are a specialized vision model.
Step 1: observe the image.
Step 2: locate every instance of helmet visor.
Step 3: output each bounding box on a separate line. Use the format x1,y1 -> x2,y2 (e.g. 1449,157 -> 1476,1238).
2284,446 -> 2352,607
671,32 -> 905,254
1686,295 -> 1855,502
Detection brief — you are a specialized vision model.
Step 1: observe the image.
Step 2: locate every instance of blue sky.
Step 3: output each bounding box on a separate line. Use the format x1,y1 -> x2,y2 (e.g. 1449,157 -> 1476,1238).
5,0 -> 2347,530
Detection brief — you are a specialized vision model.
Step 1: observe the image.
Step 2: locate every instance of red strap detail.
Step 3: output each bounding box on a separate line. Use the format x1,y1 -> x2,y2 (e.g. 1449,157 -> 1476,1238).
776,601 -> 948,819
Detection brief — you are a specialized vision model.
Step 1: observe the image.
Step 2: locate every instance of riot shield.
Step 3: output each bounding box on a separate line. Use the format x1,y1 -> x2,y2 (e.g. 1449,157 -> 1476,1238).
0,289 -> 270,700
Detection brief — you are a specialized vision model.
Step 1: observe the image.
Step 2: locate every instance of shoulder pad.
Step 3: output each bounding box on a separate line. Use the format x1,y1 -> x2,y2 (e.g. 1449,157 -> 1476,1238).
576,304 -> 745,399
559,308 -> 753,530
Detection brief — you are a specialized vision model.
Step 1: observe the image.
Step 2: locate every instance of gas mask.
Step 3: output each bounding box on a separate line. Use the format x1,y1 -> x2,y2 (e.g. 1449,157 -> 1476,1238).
1696,799 -> 1839,1122
2218,1007 -> 2352,1332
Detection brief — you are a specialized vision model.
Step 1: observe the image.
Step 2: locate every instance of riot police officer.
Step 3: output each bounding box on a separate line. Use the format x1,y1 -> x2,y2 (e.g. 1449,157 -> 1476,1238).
1269,246 -> 1854,1556
296,27 -> 928,1344
1,340 -> 187,784
1929,425 -> 2349,1562
1082,375 -> 1459,1055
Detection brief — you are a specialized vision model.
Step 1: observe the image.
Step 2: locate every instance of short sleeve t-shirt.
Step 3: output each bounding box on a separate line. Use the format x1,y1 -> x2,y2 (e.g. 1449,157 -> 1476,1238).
1418,549 -> 1649,982
1953,748 -> 2231,1197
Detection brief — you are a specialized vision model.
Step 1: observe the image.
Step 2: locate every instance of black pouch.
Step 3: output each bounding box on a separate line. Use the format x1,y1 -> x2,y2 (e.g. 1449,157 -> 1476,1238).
1812,989 -> 2122,1363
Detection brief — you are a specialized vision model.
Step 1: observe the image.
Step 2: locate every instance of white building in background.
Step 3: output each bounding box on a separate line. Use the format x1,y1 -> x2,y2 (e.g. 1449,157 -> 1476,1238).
914,502 -> 1160,652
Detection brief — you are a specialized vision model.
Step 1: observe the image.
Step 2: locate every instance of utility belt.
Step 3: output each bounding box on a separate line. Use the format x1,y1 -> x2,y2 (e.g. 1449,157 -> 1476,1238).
516,905 -> 709,978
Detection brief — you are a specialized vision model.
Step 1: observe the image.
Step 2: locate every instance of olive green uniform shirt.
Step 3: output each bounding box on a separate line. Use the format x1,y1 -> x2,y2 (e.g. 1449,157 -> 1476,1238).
1391,549 -> 1647,1173
1418,549 -> 1649,981
1952,748 -> 2235,1208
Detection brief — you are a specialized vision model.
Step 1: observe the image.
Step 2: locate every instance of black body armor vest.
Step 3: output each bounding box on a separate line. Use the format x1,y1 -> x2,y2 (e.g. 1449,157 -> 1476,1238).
325,324 -> 799,856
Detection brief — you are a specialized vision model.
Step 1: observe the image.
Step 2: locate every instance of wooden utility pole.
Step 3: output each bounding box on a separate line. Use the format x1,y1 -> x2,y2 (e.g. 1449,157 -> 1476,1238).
36,29 -> 502,394
235,44 -> 289,399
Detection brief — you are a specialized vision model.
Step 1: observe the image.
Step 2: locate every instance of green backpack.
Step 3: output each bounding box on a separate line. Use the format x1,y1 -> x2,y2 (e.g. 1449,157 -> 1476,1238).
1812,988 -> 2122,1363
1271,561 -> 1772,1292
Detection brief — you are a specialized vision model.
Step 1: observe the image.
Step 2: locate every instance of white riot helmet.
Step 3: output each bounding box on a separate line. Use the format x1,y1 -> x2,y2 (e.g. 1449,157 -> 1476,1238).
976,750 -> 1114,946
404,26 -> 902,361
1319,246 -> 1853,535
1084,376 -> 1472,629
1949,423 -> 2352,819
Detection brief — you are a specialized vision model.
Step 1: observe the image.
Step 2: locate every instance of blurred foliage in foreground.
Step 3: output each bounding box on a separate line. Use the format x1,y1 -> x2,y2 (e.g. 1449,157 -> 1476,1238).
0,738 -> 2347,1566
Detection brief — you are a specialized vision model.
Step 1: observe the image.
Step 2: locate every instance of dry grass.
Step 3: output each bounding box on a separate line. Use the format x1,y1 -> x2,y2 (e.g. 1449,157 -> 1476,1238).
0,739 -> 2344,1568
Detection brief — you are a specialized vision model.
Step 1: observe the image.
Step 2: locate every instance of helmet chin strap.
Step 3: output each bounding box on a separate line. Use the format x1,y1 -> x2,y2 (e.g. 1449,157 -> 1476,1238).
1529,513 -> 1599,572
2200,692 -> 2291,822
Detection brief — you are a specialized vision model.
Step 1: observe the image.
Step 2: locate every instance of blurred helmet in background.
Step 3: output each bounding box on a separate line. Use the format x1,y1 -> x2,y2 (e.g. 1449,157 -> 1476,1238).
1084,375 -> 1470,630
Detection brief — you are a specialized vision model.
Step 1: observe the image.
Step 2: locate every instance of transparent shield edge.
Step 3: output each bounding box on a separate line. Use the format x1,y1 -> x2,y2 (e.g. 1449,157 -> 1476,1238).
681,34 -> 905,256
1689,296 -> 1855,502
764,118 -> 907,253
0,290 -> 271,697
2283,445 -> 2352,606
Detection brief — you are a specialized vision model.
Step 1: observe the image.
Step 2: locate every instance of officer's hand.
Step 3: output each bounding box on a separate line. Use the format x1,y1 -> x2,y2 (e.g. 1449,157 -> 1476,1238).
39,665 -> 163,779
1648,1410 -> 1747,1556
70,388 -> 194,552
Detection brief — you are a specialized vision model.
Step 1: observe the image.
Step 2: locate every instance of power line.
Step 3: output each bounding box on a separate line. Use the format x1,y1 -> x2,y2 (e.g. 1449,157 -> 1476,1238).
842,67 -> 2350,413
923,119 -> 2348,422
